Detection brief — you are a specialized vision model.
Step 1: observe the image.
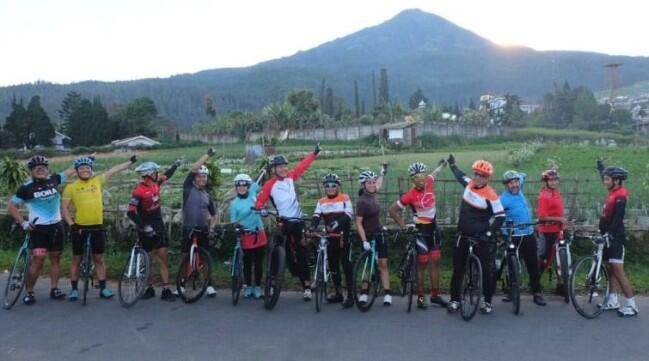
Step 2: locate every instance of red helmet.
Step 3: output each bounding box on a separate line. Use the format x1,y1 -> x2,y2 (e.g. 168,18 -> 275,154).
541,169 -> 559,181
472,160 -> 494,177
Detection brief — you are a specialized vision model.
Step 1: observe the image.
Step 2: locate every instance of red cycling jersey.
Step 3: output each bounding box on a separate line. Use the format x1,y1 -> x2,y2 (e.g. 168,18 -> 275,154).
537,186 -> 564,233
128,181 -> 163,222
397,175 -> 436,223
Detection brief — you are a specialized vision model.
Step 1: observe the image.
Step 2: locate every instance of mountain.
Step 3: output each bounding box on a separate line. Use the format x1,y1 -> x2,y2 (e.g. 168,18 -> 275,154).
1,8 -> 649,128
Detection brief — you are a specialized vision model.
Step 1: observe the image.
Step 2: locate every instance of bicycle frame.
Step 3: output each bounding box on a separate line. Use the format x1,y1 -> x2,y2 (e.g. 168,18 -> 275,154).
125,243 -> 145,278
231,237 -> 242,277
587,237 -> 608,286
360,240 -> 377,281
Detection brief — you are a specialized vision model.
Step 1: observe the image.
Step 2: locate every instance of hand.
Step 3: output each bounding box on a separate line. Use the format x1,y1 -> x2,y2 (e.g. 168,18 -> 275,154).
403,223 -> 416,231
20,221 -> 32,231
362,241 -> 371,251
314,143 -> 321,155
327,221 -> 339,232
69,223 -> 81,234
438,158 -> 447,167
259,209 -> 269,218
208,228 -> 218,240
447,154 -> 455,166
207,147 -> 215,157
596,158 -> 605,172
173,158 -> 183,167
130,155 -> 138,164
141,225 -> 156,238
380,163 -> 388,176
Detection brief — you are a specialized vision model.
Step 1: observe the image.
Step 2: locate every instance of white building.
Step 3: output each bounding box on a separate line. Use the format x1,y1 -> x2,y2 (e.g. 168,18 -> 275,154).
111,135 -> 160,148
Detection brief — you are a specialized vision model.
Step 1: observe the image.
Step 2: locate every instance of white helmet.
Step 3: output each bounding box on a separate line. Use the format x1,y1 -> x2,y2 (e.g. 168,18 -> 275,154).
234,173 -> 252,185
197,165 -> 209,175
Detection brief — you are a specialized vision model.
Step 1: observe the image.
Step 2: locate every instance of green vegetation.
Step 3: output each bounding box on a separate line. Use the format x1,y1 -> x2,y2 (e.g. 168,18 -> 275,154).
595,80 -> 649,99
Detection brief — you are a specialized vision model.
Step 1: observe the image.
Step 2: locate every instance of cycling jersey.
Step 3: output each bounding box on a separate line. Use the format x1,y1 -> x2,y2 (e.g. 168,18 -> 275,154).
255,153 -> 316,218
599,186 -> 628,244
230,182 -> 264,231
128,181 -> 163,223
499,173 -> 534,236
311,193 -> 353,230
397,175 -> 436,223
62,174 -> 106,226
356,191 -> 383,234
537,186 -> 564,233
182,172 -> 216,228
11,172 -> 66,225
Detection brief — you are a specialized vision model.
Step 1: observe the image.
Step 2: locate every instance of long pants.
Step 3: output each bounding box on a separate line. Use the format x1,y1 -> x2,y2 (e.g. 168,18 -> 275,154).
281,221 -> 311,287
243,247 -> 264,286
450,236 -> 496,303
327,229 -> 353,294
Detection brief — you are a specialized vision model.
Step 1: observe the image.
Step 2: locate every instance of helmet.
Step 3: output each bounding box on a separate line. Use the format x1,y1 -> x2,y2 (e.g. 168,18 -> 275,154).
602,166 -> 628,181
358,170 -> 378,184
196,165 -> 209,176
322,173 -> 340,185
541,169 -> 559,181
502,170 -> 521,184
269,155 -> 289,167
407,162 -> 427,177
233,173 -> 252,186
471,160 -> 494,177
73,156 -> 94,170
27,155 -> 48,170
134,162 -> 160,177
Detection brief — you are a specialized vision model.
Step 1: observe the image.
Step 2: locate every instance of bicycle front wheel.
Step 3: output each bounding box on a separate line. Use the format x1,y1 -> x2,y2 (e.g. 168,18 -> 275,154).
352,251 -> 379,312
264,245 -> 286,310
558,248 -> 571,303
314,251 -> 326,312
231,249 -> 244,305
3,248 -> 30,310
507,253 -> 521,315
570,256 -> 609,319
177,247 -> 212,304
461,254 -> 482,321
118,248 -> 150,308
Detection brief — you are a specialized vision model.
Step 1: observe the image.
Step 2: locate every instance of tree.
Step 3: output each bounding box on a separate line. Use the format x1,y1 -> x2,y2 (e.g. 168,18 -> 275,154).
58,91 -> 82,133
204,95 -> 216,117
9,96 -> 55,149
319,78 -> 326,110
324,87 -> 334,117
354,80 -> 360,118
286,89 -> 320,128
378,68 -> 390,105
4,97 -> 28,148
409,89 -> 429,110
501,94 -> 524,126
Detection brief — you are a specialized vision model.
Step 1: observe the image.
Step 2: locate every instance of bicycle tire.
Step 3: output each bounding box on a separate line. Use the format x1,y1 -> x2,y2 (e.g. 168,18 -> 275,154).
177,247 -> 212,304
118,248 -> 150,308
352,251 -> 379,312
82,244 -> 92,306
406,254 -> 416,313
3,248 -> 30,310
507,253 -> 521,315
461,254 -> 482,321
314,251 -> 325,312
558,248 -> 570,303
570,256 -> 609,319
231,248 -> 244,305
264,245 -> 286,310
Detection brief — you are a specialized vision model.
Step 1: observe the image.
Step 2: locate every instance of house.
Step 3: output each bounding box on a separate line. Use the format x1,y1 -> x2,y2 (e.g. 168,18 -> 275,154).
380,120 -> 421,146
520,103 -> 540,114
52,131 -> 72,151
111,135 -> 160,148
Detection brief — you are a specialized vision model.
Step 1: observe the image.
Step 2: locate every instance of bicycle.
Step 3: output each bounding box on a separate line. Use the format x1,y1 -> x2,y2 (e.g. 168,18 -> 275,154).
541,228 -> 573,303
494,222 -> 536,315
570,234 -> 610,319
258,209 -> 311,310
219,223 -> 248,306
3,218 -> 39,310
309,226 -> 340,312
77,227 -> 105,306
396,230 -> 418,313
456,234 -> 484,321
176,227 -> 213,304
352,231 -> 393,312
117,230 -> 151,308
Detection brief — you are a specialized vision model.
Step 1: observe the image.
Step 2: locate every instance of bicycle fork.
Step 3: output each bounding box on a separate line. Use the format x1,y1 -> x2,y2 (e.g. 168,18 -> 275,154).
126,247 -> 143,278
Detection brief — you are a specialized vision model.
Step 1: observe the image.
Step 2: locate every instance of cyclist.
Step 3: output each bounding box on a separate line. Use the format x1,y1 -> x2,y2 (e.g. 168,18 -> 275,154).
61,154 -> 137,301
536,169 -> 568,295
356,164 -> 391,306
499,170 -> 546,306
446,155 -> 505,314
180,148 -> 219,298
596,160 -> 637,317
127,158 -> 182,301
388,160 -> 448,309
7,155 -> 76,305
310,173 -> 354,308
254,143 -> 320,301
230,173 -> 267,299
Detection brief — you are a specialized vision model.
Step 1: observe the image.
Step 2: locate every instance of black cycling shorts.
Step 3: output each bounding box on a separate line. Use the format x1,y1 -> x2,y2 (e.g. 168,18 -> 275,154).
139,219 -> 168,252
71,226 -> 106,255
31,222 -> 64,253
603,242 -> 625,264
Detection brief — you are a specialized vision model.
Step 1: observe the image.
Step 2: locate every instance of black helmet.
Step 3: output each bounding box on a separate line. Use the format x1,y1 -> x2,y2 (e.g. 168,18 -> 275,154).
602,166 -> 628,181
269,155 -> 289,167
322,173 -> 340,185
27,155 -> 49,170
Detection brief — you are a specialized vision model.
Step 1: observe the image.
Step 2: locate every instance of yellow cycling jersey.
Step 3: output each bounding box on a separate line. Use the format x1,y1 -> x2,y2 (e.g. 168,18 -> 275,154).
62,174 -> 106,226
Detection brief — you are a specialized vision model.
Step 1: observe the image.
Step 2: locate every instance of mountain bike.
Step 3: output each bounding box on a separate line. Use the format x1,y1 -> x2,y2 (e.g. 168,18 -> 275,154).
570,234 -> 610,319
77,227 -> 105,306
456,234 -> 484,321
396,230 -> 418,313
176,227 -> 213,303
3,218 -> 39,310
118,230 -> 151,308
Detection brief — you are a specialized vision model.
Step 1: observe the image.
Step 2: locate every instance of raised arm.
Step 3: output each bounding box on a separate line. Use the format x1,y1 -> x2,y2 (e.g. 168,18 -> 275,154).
376,163 -> 387,191
447,154 -> 468,187
104,155 -> 137,182
287,143 -> 319,180
191,148 -> 214,173
596,158 -> 606,180
430,159 -> 447,179
159,158 -> 183,184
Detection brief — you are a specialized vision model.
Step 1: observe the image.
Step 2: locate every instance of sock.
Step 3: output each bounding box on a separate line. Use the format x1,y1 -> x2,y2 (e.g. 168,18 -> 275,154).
431,288 -> 439,297
609,293 -> 618,304
71,280 -> 78,290
99,280 -> 106,290
626,297 -> 637,309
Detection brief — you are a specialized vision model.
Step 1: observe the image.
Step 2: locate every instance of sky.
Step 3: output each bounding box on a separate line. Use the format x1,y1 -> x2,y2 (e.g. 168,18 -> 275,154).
0,0 -> 647,86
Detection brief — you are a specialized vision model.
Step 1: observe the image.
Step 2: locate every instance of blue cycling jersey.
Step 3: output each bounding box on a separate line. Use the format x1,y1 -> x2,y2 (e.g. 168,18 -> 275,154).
500,173 -> 534,236
11,172 -> 66,225
230,183 -> 264,231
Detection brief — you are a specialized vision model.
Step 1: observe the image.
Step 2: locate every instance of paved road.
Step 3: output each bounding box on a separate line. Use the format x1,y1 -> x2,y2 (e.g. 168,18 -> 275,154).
0,276 -> 647,361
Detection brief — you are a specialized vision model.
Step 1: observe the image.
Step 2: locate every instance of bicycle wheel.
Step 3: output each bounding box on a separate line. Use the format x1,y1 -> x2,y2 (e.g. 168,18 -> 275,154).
3,248 -> 30,310
314,251 -> 325,312
570,256 -> 609,319
406,255 -> 416,313
231,249 -> 244,305
352,251 -> 379,312
118,248 -> 150,308
558,248 -> 570,303
177,247 -> 212,304
507,253 -> 521,315
264,245 -> 286,310
82,245 -> 92,306
461,254 -> 482,321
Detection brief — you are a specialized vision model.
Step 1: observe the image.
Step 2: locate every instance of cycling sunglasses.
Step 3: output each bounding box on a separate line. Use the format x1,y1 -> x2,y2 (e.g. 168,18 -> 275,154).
235,181 -> 250,187
324,183 -> 338,189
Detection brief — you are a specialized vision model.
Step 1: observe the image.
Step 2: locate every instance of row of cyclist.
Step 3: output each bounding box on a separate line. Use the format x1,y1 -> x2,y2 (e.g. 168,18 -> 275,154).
5,145 -> 637,317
